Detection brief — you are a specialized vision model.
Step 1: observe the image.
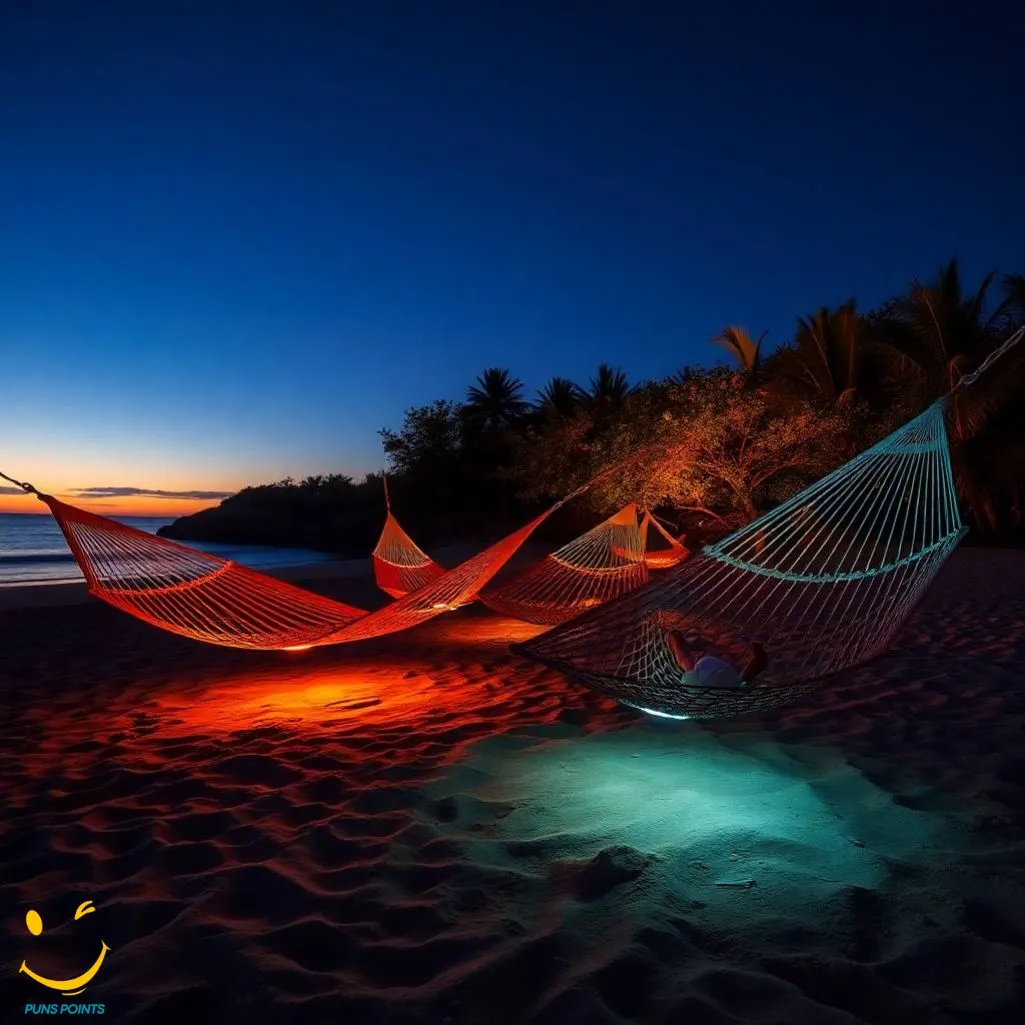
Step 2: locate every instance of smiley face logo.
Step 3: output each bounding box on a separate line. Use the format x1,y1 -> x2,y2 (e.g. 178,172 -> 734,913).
19,901 -> 111,995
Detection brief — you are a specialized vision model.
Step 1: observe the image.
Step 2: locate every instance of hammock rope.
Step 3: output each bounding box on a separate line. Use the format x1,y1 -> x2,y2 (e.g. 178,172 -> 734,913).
516,398 -> 967,718
514,326 -> 1025,719
478,503 -> 650,625
6,328 -> 1018,669
368,441 -> 684,606
0,470 -> 37,493
33,494 -> 369,649
373,499 -> 692,625
639,509 -> 688,569
951,324 -> 1025,389
372,475 -> 447,598
4,482 -> 585,650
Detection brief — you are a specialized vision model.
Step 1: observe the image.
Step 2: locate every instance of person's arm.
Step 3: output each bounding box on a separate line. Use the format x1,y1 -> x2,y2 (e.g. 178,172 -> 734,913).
741,642 -> 768,682
666,630 -> 696,672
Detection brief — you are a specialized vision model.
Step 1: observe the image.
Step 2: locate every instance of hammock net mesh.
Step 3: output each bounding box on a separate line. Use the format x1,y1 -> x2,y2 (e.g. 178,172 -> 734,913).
372,511 -> 446,598
517,400 -> 966,719
41,492 -> 572,650
374,501 -> 691,625
479,503 -> 650,625
639,511 -> 689,569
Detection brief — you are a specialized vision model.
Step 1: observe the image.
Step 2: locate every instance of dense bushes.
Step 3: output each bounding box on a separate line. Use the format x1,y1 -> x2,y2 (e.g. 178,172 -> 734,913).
163,259 -> 1025,551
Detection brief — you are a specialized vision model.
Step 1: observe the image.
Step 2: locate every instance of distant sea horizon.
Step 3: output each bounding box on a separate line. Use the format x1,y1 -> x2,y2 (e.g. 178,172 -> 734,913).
0,511 -> 337,586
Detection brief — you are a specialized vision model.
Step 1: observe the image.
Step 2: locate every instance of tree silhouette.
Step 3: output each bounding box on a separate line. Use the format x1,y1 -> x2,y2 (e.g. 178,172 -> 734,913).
771,301 -> 882,409
535,376 -> 584,417
167,259 -> 1025,551
1003,273 -> 1025,324
379,400 -> 463,476
865,260 -> 1025,531
587,363 -> 631,415
878,259 -> 1011,441
464,368 -> 529,431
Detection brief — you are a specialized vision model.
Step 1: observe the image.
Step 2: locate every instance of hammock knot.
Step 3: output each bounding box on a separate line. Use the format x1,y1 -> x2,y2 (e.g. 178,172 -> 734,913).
953,325 -> 1025,392
0,470 -> 39,495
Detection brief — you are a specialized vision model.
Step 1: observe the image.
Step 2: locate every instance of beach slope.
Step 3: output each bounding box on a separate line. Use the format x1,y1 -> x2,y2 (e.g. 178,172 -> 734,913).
0,549 -> 1023,1024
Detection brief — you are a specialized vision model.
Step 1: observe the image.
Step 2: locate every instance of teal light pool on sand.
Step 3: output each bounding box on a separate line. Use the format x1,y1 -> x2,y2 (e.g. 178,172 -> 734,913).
426,725 -> 970,951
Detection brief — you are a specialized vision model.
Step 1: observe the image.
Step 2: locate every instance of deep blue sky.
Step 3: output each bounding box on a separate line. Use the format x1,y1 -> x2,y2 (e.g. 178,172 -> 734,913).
1,0 -> 1022,506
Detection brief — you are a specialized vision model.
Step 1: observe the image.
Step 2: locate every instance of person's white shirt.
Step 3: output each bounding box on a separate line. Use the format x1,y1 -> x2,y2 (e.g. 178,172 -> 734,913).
682,655 -> 746,688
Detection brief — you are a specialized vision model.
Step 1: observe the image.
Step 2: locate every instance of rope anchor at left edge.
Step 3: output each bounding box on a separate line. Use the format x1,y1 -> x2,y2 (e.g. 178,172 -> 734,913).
0,469 -> 40,495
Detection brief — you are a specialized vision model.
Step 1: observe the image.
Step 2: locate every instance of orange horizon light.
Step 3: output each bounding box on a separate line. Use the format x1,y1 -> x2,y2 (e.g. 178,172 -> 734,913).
0,493 -> 224,519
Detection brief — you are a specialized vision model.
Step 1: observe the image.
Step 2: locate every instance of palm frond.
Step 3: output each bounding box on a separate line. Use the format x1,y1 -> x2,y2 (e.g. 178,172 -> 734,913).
711,326 -> 765,372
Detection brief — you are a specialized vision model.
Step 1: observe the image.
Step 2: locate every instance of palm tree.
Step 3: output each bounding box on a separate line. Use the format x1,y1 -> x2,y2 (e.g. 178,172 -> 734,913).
464,368 -> 529,431
534,376 -> 583,418
711,326 -> 766,375
587,363 -> 632,414
876,259 -> 1021,533
879,259 -> 1011,441
1003,273 -> 1025,325
770,301 -> 879,409
962,398 -> 1025,534
668,366 -> 696,387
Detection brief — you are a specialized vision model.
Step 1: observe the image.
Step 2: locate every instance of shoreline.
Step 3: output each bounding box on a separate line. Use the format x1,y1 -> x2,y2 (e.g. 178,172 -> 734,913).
0,558 -> 372,611
0,539 -> 532,612
3,538 -> 1024,612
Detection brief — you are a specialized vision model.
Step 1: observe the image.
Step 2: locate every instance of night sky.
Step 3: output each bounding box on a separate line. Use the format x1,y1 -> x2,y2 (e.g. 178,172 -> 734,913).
1,1 -> 1022,514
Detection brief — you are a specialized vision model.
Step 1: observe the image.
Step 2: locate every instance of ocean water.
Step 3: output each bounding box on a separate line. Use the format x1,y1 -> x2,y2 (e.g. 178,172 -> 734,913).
0,512 -> 336,586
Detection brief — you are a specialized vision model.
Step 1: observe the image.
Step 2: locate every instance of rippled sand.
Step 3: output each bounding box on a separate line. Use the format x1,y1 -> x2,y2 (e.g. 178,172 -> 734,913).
1,549 -> 1023,1024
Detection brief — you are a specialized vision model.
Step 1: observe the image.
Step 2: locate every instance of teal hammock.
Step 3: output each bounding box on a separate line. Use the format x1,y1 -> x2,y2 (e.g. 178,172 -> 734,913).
516,398 -> 967,719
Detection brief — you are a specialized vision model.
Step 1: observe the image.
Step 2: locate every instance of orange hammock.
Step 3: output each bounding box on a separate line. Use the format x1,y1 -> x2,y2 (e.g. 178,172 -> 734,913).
4,480 -> 579,651
372,477 -> 446,598
480,503 -> 650,625
373,500 -> 691,626
639,510 -> 688,569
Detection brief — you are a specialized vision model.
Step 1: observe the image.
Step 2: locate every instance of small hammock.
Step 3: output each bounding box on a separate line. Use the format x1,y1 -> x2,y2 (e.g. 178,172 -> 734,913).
479,503 -> 650,625
517,398 -> 968,720
372,477 -> 446,598
639,510 -> 689,569
1,485 -> 581,651
373,501 -> 684,625
373,511 -> 446,597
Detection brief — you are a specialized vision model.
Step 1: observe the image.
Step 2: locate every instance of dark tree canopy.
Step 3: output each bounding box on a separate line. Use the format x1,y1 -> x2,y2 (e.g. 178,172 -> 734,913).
164,258 -> 1025,551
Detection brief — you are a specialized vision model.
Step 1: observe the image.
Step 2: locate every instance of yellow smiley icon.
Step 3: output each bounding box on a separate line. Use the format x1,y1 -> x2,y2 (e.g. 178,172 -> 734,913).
19,900 -> 111,996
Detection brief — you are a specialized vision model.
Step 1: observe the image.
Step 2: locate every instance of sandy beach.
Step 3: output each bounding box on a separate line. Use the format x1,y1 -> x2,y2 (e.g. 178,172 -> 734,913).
1,547 -> 1024,1024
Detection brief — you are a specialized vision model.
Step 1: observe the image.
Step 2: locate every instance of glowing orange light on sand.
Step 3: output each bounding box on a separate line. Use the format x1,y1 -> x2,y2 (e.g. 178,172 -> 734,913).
425,615 -> 549,645
148,619 -> 550,735
151,666 -> 485,734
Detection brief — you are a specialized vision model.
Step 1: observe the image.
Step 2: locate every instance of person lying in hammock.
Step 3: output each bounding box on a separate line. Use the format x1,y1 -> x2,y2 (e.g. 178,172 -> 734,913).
664,630 -> 769,689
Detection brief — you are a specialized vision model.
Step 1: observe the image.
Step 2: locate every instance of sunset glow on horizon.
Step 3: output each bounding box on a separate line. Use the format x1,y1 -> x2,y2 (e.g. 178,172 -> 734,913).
0,441 -> 370,519
0,491 -> 227,519
0,450 -> 247,518
1,6 -> 1021,531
